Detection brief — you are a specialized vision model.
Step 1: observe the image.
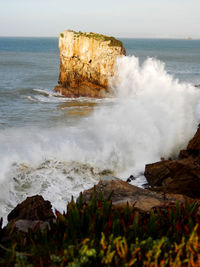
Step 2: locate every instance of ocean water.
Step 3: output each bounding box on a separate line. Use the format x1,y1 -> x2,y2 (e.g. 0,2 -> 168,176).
0,37 -> 200,223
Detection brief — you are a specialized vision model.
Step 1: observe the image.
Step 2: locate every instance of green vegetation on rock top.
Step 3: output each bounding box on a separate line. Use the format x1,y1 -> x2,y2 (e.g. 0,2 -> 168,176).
68,30 -> 123,47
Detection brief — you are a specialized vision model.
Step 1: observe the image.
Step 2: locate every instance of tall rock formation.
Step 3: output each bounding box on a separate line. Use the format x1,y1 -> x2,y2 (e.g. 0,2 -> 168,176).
55,30 -> 126,97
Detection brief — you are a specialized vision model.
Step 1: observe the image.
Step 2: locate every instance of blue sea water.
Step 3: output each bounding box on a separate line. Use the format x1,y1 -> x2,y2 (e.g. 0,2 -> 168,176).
124,38 -> 200,84
0,37 -> 200,129
0,37 -> 200,222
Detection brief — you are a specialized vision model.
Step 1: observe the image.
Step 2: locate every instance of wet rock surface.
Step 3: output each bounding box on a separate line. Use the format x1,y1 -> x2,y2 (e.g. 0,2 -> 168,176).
80,177 -> 190,212
145,126 -> 200,198
5,126 -> 200,232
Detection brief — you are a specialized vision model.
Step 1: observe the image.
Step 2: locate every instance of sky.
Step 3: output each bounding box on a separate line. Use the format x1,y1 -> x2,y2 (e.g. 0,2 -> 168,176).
0,0 -> 200,38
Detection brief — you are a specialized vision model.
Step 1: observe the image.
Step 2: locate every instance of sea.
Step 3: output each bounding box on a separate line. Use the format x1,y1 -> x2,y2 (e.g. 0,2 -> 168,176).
1,37 -> 200,223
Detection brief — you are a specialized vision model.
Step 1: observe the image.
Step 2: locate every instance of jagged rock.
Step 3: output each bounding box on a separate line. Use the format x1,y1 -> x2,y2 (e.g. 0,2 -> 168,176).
145,126 -> 200,198
186,125 -> 200,153
80,177 -> 190,212
145,157 -> 200,198
126,175 -> 135,183
55,30 -> 126,97
7,195 -> 55,222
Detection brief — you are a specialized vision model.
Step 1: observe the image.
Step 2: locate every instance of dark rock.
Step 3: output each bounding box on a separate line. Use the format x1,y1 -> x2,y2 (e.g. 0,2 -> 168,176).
81,177 -> 191,212
179,125 -> 200,159
142,183 -> 149,189
7,195 -> 55,222
145,157 -> 200,198
145,126 -> 200,198
179,149 -> 191,159
126,175 -> 135,183
186,125 -> 200,154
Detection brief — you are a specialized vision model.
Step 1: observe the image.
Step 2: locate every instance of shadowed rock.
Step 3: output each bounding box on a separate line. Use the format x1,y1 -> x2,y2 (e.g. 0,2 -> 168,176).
145,126 -> 200,198
7,195 -> 55,222
187,125 -> 200,153
145,158 -> 200,198
126,175 -> 135,183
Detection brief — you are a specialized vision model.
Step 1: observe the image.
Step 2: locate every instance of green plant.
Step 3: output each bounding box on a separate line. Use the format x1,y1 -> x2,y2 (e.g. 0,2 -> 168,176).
71,30 -> 123,47
1,192 -> 200,266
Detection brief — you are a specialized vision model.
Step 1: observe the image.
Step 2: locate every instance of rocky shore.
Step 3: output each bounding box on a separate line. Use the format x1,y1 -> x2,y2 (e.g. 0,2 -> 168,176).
1,125 -> 200,265
2,124 -> 200,233
55,30 -> 126,97
1,31 -> 200,266
145,125 -> 200,198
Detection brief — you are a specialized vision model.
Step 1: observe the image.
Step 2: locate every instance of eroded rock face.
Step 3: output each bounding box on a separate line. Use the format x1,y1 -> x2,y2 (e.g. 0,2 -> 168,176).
145,126 -> 200,198
55,30 -> 126,97
7,195 -> 55,222
145,158 -> 200,198
80,177 -> 190,212
186,126 -> 200,153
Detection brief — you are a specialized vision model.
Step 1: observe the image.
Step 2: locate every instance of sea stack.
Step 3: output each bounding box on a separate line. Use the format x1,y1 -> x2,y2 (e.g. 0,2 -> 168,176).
55,30 -> 126,97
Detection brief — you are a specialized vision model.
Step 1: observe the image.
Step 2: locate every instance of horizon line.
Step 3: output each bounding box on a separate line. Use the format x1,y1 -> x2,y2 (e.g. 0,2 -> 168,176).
0,35 -> 200,40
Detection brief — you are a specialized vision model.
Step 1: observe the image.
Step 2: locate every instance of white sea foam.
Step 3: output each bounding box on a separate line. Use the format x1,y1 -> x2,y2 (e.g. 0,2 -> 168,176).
30,88 -> 66,103
31,88 -> 107,103
0,55 -> 200,224
33,88 -> 62,97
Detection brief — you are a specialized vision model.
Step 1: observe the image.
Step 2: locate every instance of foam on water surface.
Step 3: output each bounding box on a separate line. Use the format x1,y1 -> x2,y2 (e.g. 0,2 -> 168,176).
0,55 -> 200,224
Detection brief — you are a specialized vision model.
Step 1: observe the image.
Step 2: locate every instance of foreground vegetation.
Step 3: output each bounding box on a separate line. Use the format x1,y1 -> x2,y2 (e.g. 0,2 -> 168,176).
1,192 -> 200,266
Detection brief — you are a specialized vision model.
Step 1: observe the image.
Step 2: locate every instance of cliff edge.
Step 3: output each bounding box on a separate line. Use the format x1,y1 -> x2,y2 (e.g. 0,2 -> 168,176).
55,30 -> 126,97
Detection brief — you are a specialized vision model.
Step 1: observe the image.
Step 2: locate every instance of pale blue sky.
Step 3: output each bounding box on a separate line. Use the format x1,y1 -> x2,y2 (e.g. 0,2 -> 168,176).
0,0 -> 200,38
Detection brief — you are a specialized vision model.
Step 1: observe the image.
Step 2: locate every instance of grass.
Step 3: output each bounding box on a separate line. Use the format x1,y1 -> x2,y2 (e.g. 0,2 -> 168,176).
60,30 -> 123,47
0,191 -> 200,266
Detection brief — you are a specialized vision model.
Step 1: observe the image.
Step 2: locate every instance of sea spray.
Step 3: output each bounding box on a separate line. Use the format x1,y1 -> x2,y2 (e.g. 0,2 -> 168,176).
0,55 -> 200,223
107,55 -> 200,164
